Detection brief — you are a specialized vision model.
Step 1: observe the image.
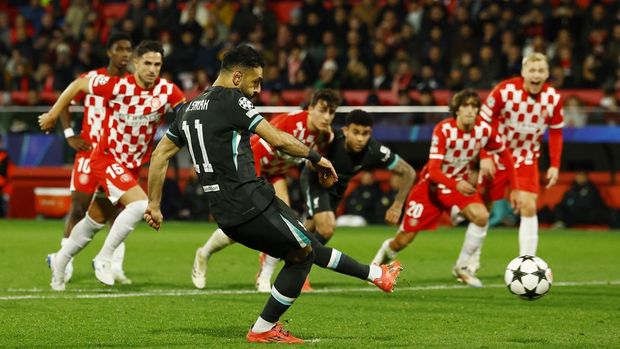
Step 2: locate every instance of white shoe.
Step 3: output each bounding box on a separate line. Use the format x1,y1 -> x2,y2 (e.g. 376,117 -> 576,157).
65,258 -> 74,283
92,257 -> 114,286
256,276 -> 271,293
192,248 -> 207,289
450,206 -> 466,226
47,253 -> 65,291
112,268 -> 132,285
452,265 -> 483,288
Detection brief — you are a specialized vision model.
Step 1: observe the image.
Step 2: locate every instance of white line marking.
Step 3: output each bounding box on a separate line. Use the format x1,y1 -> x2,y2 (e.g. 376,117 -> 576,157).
1,280 -> 618,301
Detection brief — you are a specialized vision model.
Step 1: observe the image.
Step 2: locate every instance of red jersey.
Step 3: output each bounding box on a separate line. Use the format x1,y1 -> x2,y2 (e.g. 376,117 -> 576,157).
422,118 -> 505,194
74,68 -> 126,146
88,74 -> 185,169
251,110 -> 333,177
480,77 -> 564,168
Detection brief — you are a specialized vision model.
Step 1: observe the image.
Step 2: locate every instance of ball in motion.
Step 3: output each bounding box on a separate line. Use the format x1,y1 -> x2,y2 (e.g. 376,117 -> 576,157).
504,255 -> 553,300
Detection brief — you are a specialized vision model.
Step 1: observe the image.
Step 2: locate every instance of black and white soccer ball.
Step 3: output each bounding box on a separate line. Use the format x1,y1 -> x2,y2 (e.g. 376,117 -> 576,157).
504,255 -> 553,300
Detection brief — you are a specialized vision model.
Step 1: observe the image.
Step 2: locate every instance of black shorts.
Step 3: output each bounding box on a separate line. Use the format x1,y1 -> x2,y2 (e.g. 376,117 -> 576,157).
300,173 -> 342,218
221,198 -> 315,259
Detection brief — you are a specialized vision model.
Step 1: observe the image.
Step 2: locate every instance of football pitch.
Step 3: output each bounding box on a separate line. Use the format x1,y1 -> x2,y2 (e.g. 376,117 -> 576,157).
0,220 -> 618,348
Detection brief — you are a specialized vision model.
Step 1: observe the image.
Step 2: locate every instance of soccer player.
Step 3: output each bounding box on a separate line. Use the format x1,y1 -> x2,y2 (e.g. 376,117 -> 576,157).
300,109 -> 416,245
372,89 -> 520,287
38,40 -> 186,291
191,89 -> 340,292
52,32 -> 133,284
145,45 -> 402,344
466,52 -> 564,272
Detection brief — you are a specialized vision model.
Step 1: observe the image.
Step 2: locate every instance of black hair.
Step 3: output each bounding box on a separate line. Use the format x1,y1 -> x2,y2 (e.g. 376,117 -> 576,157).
449,89 -> 481,116
106,32 -> 132,50
221,45 -> 265,72
309,88 -> 340,111
135,40 -> 164,58
345,109 -> 373,127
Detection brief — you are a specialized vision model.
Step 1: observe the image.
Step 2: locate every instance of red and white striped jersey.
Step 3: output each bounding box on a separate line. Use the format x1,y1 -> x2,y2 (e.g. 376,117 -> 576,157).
88,74 -> 185,169
424,118 -> 504,193
74,67 -> 128,146
480,77 -> 564,168
251,110 -> 333,177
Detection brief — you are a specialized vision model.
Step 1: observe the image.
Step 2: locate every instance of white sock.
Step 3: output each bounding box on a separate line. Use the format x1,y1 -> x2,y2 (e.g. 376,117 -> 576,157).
257,255 -> 280,281
456,223 -> 488,266
519,216 -> 538,256
96,200 -> 147,261
61,238 -> 70,248
371,238 -> 397,265
111,242 -> 126,272
366,264 -> 383,282
56,214 -> 104,273
200,228 -> 234,258
251,316 -> 276,333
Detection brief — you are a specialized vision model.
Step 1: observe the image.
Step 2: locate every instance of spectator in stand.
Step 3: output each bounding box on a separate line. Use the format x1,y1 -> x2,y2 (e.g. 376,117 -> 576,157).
179,1 -> 204,42
563,95 -> 588,127
502,45 -> 522,78
194,24 -> 224,79
341,47 -> 370,90
371,63 -> 390,90
552,172 -> 609,228
418,88 -> 442,125
600,87 -> 620,125
391,60 -> 416,93
191,68 -> 211,94
416,65 -> 441,91
478,45 -> 501,88
451,24 -> 479,60
466,66 -> 486,89
155,0 -> 181,37
551,47 -> 579,88
405,1 -> 423,35
167,29 -> 199,79
10,63 -> 35,93
124,0 -> 149,30
314,59 -> 340,90
582,45 -> 608,88
352,0 -> 381,34
605,23 -> 620,69
445,68 -> 465,92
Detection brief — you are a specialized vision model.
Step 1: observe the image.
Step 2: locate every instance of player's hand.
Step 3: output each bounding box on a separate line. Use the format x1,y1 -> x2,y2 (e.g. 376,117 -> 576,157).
509,189 -> 522,214
144,204 -> 163,231
546,167 -> 559,189
479,158 -> 496,180
314,157 -> 338,183
38,113 -> 57,133
456,180 -> 477,196
67,136 -> 92,152
384,202 -> 403,225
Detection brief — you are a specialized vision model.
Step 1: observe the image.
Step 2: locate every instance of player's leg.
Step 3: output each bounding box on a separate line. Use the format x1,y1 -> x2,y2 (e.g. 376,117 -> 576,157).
256,177 -> 290,292
48,197 -> 110,290
192,228 -> 234,289
453,201 -> 489,288
372,229 -> 419,265
516,165 -> 540,256
94,197 -> 131,284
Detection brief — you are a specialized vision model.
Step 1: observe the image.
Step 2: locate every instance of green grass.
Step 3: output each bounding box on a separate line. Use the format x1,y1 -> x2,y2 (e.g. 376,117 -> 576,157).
0,220 -> 619,348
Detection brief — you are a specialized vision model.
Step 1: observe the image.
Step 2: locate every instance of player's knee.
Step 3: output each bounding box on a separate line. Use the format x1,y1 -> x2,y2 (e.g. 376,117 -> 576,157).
472,210 -> 489,226
284,245 -> 314,265
520,199 -> 537,216
70,198 -> 89,220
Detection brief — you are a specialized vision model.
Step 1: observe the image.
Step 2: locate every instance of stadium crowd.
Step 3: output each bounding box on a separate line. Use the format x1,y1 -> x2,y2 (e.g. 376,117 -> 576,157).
1,0 -> 619,125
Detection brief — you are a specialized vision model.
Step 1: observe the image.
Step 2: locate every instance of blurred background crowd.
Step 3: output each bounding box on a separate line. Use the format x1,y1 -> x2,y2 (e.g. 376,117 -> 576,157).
0,0 -> 619,126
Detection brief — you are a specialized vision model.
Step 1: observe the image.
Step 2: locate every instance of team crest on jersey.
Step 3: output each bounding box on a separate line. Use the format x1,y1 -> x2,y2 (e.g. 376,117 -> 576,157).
487,96 -> 495,107
150,97 -> 162,109
238,97 -> 254,111
409,218 -> 418,227
120,174 -> 132,183
79,174 -> 89,185
93,75 -> 110,87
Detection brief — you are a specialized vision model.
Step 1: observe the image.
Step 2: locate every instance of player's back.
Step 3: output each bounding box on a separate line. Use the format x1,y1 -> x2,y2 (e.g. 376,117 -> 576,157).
171,86 -> 274,227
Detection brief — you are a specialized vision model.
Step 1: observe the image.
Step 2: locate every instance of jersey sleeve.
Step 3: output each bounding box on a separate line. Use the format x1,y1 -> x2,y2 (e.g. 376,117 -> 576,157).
429,124 -> 447,161
168,83 -> 187,112
367,139 -> 400,170
165,115 -> 185,148
229,94 -> 265,133
548,93 -> 564,129
480,84 -> 505,123
87,74 -> 115,101
484,127 -> 505,154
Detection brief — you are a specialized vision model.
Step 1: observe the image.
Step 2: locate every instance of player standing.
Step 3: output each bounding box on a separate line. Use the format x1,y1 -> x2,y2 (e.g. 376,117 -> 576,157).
39,40 -> 186,290
465,52 -> 563,272
52,32 -> 133,284
372,89 -> 520,287
145,45 -> 402,343
191,89 -> 340,292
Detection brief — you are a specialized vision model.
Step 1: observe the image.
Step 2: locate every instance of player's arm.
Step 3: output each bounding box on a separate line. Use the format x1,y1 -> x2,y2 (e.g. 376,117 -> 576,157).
145,135 -> 182,230
59,107 -> 91,152
385,158 -> 416,225
255,119 -> 337,181
546,100 -> 564,189
38,77 -> 90,132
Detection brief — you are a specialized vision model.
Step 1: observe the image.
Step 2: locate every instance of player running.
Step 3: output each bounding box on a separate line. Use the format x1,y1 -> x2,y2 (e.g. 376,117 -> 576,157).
51,32 -> 133,285
39,40 -> 186,291
372,89 -> 520,287
145,45 -> 402,344
191,89 -> 340,292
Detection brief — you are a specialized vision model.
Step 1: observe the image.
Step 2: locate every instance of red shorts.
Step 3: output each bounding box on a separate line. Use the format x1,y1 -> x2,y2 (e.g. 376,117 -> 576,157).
90,150 -> 141,204
70,150 -> 99,194
482,163 -> 539,202
400,179 -> 484,233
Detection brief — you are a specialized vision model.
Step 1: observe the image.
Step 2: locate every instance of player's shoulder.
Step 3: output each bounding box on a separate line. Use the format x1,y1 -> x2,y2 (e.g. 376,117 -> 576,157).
434,118 -> 456,133
541,83 -> 561,98
496,77 -> 523,91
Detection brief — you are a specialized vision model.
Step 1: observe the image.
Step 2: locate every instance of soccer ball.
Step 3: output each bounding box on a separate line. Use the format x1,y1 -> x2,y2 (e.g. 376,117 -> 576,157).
504,255 -> 553,300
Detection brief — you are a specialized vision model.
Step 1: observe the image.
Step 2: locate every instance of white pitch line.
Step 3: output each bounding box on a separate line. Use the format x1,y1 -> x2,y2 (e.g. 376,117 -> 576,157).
1,280 -> 618,301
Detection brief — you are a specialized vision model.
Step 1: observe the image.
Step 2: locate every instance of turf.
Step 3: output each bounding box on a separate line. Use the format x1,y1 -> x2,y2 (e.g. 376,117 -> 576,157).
0,220 -> 618,348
